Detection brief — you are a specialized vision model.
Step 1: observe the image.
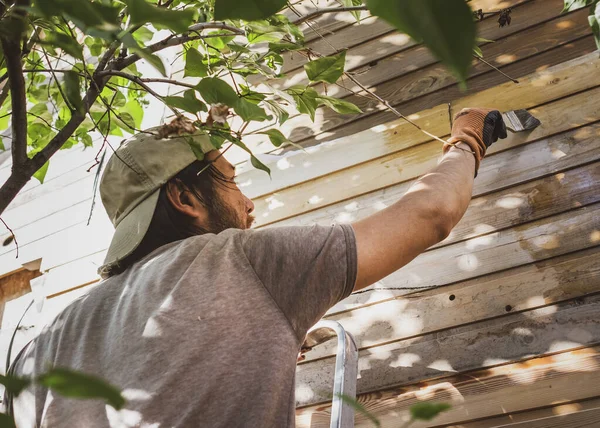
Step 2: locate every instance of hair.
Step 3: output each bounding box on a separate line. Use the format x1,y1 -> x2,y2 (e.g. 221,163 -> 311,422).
100,159 -> 237,278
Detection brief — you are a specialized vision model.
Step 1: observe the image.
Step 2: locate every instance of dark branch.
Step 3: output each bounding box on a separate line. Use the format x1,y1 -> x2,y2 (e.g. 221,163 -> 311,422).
98,70 -> 197,89
116,22 -> 244,70
0,37 -> 28,167
292,5 -> 368,25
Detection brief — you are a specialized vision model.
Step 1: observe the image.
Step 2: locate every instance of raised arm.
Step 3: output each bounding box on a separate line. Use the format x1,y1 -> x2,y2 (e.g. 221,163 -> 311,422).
352,109 -> 507,291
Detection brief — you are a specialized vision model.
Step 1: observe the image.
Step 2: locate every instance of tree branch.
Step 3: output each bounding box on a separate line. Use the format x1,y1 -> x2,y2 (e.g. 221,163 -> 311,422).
116,22 -> 244,70
98,70 -> 197,90
292,5 -> 368,25
0,37 -> 27,167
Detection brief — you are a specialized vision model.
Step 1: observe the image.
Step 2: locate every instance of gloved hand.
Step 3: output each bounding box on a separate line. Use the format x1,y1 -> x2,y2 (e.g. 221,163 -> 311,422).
443,108 -> 508,175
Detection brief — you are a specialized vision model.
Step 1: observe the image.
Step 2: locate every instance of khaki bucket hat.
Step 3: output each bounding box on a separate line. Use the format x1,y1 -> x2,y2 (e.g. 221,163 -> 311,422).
99,129 -> 214,273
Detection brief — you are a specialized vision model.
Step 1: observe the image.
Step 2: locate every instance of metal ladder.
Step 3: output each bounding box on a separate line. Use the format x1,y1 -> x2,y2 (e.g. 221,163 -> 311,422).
304,320 -> 359,428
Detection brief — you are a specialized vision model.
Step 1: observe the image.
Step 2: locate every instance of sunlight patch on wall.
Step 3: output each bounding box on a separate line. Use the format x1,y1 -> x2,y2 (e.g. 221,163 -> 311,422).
427,360 -> 457,373
390,353 -> 421,369
457,254 -> 479,272
496,195 -> 525,209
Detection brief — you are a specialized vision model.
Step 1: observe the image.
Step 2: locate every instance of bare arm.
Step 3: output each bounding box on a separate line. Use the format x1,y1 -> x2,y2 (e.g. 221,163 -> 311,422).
352,142 -> 475,291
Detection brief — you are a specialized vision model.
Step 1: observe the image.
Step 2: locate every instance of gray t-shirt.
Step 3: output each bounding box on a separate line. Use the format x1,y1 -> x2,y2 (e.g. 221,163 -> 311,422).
12,224 -> 357,427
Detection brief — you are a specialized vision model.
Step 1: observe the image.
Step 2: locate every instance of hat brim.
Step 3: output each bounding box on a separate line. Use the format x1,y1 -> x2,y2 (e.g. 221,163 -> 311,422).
100,189 -> 160,273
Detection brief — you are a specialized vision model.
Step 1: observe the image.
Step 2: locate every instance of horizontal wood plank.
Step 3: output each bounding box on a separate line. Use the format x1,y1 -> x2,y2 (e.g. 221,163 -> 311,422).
251,85 -> 600,227
453,397 -> 600,427
270,34 -> 597,156
330,201 -> 600,314
298,207 -> 600,362
238,52 -> 600,201
490,406 -> 600,428
296,341 -> 600,425
269,0 -> 565,97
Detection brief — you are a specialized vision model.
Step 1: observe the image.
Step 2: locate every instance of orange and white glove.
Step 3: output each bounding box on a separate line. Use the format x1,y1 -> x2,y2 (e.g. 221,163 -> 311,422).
443,108 -> 508,175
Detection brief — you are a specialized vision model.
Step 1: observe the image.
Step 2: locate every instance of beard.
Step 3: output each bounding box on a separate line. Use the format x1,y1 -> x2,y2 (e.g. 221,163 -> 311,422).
206,195 -> 254,233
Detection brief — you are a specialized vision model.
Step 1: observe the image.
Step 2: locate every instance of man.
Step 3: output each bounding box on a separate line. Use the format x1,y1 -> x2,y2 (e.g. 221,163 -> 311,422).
11,109 -> 506,426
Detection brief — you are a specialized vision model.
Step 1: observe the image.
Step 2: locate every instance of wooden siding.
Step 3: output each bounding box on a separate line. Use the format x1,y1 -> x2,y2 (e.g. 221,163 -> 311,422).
0,1 -> 598,426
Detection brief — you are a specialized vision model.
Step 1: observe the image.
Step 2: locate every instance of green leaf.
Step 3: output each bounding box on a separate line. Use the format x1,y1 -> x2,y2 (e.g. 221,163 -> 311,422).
196,77 -> 239,107
114,112 -> 136,131
42,33 -> 83,60
264,100 -> 289,125
63,71 -> 83,113
184,49 -> 208,78
366,0 -> 476,84
590,3 -> 600,49
37,368 -> 125,410
233,98 -> 270,122
121,34 -> 166,77
251,154 -> 271,175
124,0 -> 195,33
133,27 -> 154,43
0,414 -> 16,428
164,90 -> 207,114
410,402 -> 451,421
214,0 -> 287,21
563,0 -> 595,12
268,41 -> 304,53
336,394 -> 381,427
473,45 -> 483,58
287,86 -> 319,121
316,96 -> 362,114
258,129 -> 288,147
124,100 -> 144,128
340,0 -> 364,21
304,51 -> 346,84
229,134 -> 271,175
0,137 -> 4,151
246,21 -> 286,44
0,374 -> 31,396
33,161 -> 50,183
0,114 -> 9,130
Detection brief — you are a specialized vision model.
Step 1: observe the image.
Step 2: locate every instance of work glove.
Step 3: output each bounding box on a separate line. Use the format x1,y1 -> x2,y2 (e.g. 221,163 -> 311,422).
443,108 -> 508,175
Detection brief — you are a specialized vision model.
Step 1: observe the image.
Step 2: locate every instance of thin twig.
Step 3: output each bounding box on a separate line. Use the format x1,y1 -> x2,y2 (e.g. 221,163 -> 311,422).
103,72 -> 181,117
0,217 -> 18,258
87,149 -> 106,225
41,48 -> 73,111
474,54 -> 519,84
342,68 -> 450,145
116,23 -> 244,70
97,70 -> 196,90
292,5 -> 368,25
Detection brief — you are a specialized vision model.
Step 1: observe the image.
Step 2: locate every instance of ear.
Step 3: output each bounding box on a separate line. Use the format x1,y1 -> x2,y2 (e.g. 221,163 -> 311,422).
165,180 -> 205,219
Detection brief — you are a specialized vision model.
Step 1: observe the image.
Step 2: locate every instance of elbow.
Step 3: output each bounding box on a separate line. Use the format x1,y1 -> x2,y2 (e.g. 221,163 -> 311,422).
430,203 -> 460,243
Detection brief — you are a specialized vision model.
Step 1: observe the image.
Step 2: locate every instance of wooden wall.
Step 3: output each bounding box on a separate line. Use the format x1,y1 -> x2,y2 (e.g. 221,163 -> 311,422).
0,1 -> 598,426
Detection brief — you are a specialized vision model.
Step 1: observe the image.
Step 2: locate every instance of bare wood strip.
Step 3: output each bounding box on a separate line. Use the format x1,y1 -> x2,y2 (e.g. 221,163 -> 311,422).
238,52 -> 600,201
276,153 -> 600,250
267,34 -> 596,155
251,85 -> 600,227
295,329 -> 600,421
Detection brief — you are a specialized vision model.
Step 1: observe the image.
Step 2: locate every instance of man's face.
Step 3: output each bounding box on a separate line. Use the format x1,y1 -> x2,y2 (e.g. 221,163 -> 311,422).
204,150 -> 255,231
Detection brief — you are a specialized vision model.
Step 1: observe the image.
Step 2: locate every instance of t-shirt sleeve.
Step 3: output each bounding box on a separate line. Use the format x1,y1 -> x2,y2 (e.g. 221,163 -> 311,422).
240,224 -> 357,339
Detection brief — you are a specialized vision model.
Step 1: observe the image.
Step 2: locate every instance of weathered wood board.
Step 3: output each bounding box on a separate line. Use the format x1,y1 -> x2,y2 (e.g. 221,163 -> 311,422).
297,345 -> 600,427
238,52 -> 600,201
